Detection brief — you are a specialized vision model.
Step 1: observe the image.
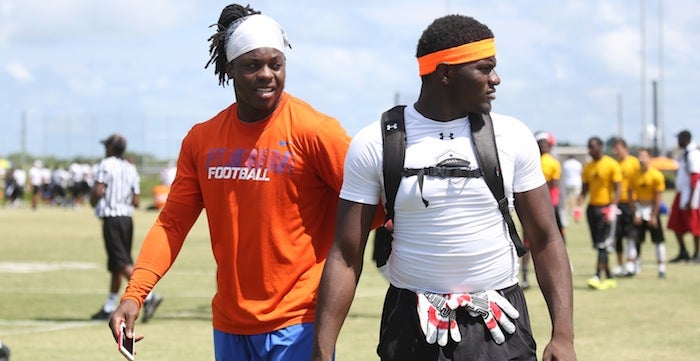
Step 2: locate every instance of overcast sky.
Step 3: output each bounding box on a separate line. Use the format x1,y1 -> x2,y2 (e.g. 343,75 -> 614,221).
1,0 -> 698,161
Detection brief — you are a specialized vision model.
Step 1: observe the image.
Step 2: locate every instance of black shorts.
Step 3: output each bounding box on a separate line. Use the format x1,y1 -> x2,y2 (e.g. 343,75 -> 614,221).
102,216 -> 134,272
635,215 -> 665,244
377,284 -> 536,361
614,203 -> 636,251
586,205 -> 612,249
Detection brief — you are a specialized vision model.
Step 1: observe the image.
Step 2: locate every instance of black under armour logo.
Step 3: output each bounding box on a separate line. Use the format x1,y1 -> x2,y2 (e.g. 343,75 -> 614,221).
439,132 -> 454,140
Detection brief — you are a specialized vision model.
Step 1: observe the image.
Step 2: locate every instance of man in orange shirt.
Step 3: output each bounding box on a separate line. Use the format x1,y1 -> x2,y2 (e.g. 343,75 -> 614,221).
108,4 -> 354,360
578,137 -> 622,290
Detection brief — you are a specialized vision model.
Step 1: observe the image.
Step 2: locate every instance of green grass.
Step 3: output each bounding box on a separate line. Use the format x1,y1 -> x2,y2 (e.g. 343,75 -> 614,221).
1,191 -> 699,360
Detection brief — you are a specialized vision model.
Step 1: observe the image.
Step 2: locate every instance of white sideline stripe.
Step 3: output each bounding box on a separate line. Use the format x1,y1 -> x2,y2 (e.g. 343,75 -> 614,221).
0,319 -> 98,335
0,262 -> 98,273
0,288 -> 212,298
0,261 -> 214,275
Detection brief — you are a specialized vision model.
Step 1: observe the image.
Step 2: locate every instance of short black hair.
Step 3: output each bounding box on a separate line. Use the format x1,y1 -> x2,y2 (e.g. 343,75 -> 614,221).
588,137 -> 603,147
101,134 -> 127,156
613,137 -> 628,148
205,4 -> 261,87
416,15 -> 494,58
677,129 -> 692,142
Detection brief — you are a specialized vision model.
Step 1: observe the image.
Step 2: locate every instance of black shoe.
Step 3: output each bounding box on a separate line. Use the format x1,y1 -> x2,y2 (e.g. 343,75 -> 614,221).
142,294 -> 163,323
90,308 -> 112,320
669,254 -> 690,263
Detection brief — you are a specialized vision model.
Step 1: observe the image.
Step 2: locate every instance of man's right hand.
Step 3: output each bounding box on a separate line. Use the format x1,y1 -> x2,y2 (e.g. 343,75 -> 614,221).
109,299 -> 143,343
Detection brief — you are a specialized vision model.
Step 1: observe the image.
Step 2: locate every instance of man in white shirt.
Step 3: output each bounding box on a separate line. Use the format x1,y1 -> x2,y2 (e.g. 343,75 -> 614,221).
312,14 -> 575,361
668,130 -> 700,262
562,155 -> 583,221
28,160 -> 44,210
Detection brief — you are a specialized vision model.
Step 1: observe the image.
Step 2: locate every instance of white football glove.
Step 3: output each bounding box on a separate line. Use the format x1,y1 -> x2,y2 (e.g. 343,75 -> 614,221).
446,290 -> 519,344
416,292 -> 460,346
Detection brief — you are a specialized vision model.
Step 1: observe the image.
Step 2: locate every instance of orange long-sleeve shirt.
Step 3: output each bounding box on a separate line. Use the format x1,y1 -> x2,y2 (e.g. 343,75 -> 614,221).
123,93 -> 351,334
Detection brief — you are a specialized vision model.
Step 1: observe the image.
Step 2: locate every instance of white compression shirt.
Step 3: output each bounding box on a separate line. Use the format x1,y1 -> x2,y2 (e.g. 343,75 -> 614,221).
341,105 -> 545,293
676,142 -> 700,208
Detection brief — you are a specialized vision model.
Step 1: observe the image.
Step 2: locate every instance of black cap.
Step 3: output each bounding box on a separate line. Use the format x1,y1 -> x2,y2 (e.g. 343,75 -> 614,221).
100,133 -> 127,155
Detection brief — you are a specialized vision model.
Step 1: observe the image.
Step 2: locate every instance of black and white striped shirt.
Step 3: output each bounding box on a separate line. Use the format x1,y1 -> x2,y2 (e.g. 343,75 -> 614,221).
93,156 -> 140,218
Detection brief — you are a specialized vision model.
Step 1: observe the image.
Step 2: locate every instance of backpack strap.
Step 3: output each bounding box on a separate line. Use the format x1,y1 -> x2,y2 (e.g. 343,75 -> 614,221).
469,112 -> 528,257
372,105 -> 406,269
381,105 -> 407,221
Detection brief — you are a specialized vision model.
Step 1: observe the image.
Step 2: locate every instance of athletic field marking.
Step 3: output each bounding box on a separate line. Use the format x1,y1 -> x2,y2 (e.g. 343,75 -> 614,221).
0,261 -> 214,275
0,261 -> 98,273
0,319 -> 100,336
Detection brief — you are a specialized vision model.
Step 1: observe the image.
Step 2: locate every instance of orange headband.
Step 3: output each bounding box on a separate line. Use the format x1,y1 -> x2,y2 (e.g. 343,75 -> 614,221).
417,38 -> 496,76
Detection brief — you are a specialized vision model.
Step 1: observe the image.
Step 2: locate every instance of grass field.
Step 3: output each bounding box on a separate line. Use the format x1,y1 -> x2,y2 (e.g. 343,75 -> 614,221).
1,191 -> 699,360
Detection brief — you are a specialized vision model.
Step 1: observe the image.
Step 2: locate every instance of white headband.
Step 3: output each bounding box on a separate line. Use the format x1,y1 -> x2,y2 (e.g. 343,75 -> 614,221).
225,14 -> 290,62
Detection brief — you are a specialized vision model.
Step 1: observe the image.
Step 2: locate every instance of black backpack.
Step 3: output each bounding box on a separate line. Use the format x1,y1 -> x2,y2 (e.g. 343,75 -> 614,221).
372,105 -> 527,269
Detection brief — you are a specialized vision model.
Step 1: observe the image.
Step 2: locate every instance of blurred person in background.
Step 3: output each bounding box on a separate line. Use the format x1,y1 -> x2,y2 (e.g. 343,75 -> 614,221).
150,160 -> 177,210
69,161 -> 91,207
667,130 -> 700,262
49,165 -> 70,207
521,131 -> 564,289
562,155 -> 583,222
90,133 -> 162,321
6,166 -> 26,207
611,138 -> 640,276
28,160 -> 45,210
578,136 -> 621,290
629,148 -> 667,277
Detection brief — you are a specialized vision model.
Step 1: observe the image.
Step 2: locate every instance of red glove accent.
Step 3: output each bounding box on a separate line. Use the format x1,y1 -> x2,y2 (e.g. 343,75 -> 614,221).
549,186 -> 560,206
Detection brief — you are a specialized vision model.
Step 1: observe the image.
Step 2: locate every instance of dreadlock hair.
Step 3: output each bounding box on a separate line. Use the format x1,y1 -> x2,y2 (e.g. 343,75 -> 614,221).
416,15 -> 494,58
205,4 -> 261,87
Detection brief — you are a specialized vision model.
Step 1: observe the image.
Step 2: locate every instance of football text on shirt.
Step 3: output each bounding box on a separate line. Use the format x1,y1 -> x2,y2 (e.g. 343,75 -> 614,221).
205,147 -> 295,182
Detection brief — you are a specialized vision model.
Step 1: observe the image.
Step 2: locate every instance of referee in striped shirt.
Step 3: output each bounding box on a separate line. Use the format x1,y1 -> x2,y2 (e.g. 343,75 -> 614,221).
90,133 -> 162,321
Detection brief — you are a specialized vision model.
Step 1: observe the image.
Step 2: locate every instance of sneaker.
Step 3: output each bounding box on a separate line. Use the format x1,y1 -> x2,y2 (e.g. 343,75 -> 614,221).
521,280 -> 530,290
611,265 -> 624,277
620,268 -> 636,278
602,278 -> 617,289
669,254 -> 690,263
587,276 -> 604,290
90,308 -> 112,321
658,271 -> 666,279
142,294 -> 163,323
